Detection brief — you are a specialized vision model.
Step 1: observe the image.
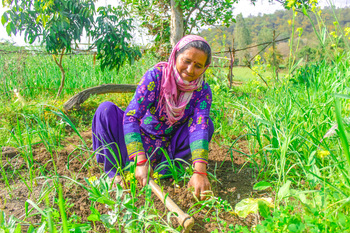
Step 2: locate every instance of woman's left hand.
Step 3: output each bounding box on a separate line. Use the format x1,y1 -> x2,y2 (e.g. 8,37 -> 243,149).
188,173 -> 211,201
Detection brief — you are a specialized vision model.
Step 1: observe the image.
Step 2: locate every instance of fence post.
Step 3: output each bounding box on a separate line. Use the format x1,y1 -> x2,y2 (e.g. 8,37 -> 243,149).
228,38 -> 235,88
272,30 -> 279,81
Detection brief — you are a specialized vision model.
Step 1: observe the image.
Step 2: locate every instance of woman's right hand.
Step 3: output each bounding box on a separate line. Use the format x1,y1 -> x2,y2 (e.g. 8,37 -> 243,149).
135,162 -> 153,186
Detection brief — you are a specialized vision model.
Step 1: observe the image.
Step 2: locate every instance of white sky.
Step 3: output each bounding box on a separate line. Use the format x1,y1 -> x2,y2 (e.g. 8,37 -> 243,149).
0,0 -> 348,46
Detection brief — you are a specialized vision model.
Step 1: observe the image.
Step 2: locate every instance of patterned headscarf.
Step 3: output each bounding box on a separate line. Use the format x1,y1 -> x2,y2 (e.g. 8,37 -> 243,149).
155,35 -> 211,125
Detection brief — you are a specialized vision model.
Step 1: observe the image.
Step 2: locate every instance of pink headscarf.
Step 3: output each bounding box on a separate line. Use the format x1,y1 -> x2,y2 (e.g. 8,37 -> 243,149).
155,35 -> 211,125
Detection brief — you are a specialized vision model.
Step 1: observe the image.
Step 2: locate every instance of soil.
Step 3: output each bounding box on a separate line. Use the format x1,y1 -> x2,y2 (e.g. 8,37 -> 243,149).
0,131 -> 262,232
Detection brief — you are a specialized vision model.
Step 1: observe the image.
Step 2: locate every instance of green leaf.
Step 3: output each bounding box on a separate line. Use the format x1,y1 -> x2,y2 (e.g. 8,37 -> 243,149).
258,200 -> 270,218
335,94 -> 350,100
6,22 -> 13,35
234,198 -> 274,218
277,180 -> 291,201
253,181 -> 272,191
1,13 -> 8,25
87,206 -> 100,222
335,98 -> 350,167
87,214 -> 100,222
14,223 -> 22,233
96,196 -> 116,206
26,200 -> 47,217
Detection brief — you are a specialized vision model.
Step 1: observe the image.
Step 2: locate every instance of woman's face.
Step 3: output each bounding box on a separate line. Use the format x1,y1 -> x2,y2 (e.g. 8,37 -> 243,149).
175,47 -> 207,82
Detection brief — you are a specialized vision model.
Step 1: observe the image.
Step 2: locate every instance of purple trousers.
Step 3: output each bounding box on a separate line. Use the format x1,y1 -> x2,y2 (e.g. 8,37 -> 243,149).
92,101 -> 214,178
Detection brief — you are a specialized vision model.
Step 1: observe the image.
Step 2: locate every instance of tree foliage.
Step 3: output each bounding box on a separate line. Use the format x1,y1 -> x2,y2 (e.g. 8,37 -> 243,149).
121,0 -> 237,53
234,13 -> 252,65
1,0 -> 141,97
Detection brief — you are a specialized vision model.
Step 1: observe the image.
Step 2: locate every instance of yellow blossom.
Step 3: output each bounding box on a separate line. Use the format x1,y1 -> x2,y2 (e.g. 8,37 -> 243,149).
153,172 -> 163,184
317,150 -> 330,159
88,176 -> 97,183
330,31 -> 337,38
296,27 -> 303,37
287,0 -> 296,8
288,20 -> 292,25
311,5 -> 316,12
124,171 -> 134,183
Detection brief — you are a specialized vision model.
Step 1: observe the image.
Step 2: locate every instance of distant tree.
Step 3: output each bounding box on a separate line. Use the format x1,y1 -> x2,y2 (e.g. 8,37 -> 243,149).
297,45 -> 318,62
257,26 -> 273,52
234,13 -> 252,65
2,0 -> 141,98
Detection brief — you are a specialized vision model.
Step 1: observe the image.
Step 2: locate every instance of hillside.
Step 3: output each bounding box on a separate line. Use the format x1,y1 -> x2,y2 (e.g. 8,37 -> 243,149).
201,6 -> 350,60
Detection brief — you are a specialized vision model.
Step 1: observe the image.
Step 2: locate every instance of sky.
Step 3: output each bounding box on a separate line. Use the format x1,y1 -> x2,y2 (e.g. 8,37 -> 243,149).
0,0 -> 349,46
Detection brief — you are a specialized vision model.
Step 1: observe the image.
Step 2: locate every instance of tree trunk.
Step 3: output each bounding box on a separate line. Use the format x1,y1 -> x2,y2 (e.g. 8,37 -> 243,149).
56,62 -> 66,99
54,48 -> 66,100
170,0 -> 184,47
63,84 -> 137,111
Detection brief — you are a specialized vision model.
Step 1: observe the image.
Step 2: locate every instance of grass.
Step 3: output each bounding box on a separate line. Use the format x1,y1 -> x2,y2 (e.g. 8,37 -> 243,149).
1,4 -> 350,232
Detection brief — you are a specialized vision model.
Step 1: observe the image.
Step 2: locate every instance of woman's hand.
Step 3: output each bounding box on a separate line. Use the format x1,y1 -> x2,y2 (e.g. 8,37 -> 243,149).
135,162 -> 153,186
188,162 -> 211,201
188,173 -> 211,201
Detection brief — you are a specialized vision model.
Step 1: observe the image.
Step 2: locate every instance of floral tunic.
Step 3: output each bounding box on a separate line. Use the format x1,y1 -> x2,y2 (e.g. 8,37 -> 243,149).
123,66 -> 212,164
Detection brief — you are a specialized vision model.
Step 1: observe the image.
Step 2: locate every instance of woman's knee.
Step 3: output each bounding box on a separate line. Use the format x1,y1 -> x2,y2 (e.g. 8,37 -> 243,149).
96,101 -> 118,115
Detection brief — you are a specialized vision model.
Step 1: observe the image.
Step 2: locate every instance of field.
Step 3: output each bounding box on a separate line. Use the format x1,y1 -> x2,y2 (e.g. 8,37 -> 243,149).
1,14 -> 350,233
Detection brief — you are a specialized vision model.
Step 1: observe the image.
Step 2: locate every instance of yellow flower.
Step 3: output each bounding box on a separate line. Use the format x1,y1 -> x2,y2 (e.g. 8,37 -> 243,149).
153,172 -> 163,184
330,31 -> 337,38
296,27 -> 303,36
124,172 -> 134,183
288,20 -> 292,25
88,176 -> 97,183
344,27 -> 350,36
287,0 -> 296,8
317,150 -> 330,159
311,5 -> 316,12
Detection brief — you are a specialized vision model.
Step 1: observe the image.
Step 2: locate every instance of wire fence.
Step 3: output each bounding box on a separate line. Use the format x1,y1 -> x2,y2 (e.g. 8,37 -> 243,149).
1,33 -> 289,89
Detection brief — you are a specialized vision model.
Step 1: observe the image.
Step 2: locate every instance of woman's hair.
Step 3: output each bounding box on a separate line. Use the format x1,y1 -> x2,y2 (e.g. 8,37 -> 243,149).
175,40 -> 212,67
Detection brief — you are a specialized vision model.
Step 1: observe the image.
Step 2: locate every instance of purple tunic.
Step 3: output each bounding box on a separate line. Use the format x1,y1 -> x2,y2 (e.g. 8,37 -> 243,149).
92,66 -> 214,177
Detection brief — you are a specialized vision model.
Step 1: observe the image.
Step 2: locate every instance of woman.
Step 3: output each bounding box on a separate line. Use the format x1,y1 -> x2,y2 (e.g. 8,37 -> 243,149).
92,35 -> 214,200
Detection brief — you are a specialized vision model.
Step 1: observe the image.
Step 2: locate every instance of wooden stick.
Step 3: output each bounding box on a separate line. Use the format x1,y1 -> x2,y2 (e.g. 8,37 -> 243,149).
149,179 -> 194,233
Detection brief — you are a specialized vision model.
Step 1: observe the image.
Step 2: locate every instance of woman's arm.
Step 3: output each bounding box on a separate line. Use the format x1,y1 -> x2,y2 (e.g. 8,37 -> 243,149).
187,82 -> 213,200
123,67 -> 161,160
123,67 -> 161,185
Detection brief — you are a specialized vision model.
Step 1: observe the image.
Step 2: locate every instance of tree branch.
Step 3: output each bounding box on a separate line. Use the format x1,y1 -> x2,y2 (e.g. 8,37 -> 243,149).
188,0 -> 209,34
184,0 -> 200,30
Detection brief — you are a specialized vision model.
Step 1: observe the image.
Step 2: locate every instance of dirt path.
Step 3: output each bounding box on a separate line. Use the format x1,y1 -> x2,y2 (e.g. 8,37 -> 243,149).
1,131 -> 258,232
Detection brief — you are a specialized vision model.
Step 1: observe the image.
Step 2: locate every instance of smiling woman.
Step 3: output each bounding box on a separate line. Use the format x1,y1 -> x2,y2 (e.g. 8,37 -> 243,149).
92,35 -> 214,200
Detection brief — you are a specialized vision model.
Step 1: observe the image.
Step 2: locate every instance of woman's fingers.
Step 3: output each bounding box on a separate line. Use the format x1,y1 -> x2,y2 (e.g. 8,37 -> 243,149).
188,174 -> 211,201
135,165 -> 153,187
